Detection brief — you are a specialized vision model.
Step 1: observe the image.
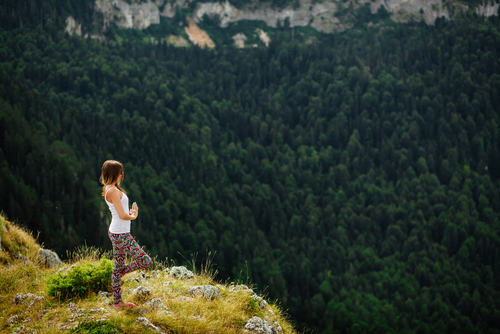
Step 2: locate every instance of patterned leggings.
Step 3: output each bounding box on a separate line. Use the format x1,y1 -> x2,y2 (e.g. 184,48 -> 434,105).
108,231 -> 151,305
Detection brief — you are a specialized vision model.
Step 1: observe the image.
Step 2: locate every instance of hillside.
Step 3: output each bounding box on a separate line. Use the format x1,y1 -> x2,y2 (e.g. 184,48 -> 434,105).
0,1 -> 500,333
0,215 -> 296,334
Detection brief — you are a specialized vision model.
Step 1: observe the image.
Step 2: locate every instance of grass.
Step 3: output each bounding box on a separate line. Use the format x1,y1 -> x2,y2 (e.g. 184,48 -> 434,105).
0,216 -> 298,334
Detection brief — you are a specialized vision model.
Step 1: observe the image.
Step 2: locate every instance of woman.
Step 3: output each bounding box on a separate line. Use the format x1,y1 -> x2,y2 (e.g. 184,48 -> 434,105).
101,160 -> 151,308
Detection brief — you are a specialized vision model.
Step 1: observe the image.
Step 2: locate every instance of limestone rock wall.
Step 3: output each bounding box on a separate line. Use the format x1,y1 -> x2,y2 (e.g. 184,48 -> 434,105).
89,0 -> 499,34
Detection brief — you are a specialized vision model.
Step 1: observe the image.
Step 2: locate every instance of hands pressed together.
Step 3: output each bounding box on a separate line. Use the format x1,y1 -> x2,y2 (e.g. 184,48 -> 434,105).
130,202 -> 139,219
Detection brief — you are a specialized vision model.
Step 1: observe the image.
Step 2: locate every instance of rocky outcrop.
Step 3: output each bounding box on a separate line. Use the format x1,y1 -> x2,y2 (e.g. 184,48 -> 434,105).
193,0 -> 499,32
169,266 -> 194,280
244,316 -> 281,334
89,0 -> 499,35
39,248 -> 62,268
133,286 -> 152,299
65,16 -> 82,36
95,0 -> 161,29
188,285 -> 222,300
233,33 -> 247,48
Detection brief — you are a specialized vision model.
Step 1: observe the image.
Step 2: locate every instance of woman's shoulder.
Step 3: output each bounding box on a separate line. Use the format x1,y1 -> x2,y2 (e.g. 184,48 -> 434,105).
105,186 -> 123,200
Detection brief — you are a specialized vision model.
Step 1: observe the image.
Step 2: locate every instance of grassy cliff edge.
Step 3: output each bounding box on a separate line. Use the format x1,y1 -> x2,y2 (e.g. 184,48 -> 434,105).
0,215 -> 297,334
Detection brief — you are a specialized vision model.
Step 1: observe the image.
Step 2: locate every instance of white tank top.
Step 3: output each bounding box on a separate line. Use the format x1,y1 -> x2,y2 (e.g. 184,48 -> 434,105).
105,187 -> 131,234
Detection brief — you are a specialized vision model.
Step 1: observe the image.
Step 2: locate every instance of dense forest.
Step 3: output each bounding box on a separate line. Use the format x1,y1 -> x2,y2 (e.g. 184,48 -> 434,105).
1,0 -> 500,333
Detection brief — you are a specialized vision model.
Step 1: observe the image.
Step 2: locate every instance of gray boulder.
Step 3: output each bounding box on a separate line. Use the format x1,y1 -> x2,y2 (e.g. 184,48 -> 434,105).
188,285 -> 222,300
149,298 -> 167,310
169,266 -> 194,280
133,286 -> 152,299
244,316 -> 279,334
38,248 -> 62,268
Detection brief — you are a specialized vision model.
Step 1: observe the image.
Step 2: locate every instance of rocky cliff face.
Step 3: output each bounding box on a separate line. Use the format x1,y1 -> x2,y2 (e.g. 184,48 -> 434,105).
83,0 -> 499,34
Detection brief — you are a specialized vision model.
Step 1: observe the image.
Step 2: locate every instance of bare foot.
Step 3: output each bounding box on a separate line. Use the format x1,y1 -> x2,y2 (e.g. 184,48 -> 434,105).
113,301 -> 136,308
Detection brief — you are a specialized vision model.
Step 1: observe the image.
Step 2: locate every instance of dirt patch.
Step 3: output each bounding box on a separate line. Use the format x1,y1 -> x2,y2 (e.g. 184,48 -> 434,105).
184,17 -> 215,49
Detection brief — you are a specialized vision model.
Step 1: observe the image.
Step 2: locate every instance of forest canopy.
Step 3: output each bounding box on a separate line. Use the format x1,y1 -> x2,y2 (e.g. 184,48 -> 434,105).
0,2 -> 500,333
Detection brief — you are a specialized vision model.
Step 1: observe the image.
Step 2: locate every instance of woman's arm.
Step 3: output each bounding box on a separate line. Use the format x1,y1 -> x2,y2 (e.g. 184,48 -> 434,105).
107,189 -> 139,220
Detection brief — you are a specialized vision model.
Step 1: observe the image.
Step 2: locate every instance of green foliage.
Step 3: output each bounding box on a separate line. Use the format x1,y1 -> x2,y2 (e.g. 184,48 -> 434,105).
70,320 -> 121,334
47,259 -> 113,299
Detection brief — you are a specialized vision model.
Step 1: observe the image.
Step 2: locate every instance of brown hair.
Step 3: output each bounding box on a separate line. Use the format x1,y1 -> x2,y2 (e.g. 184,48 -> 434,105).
100,160 -> 127,197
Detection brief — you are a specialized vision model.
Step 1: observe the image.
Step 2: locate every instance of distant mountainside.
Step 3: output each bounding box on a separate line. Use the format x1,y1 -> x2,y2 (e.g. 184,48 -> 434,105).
83,0 -> 500,34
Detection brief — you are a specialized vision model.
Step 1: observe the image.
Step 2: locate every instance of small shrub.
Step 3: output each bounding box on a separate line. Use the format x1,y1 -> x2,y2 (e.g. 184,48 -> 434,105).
47,258 -> 113,299
70,320 -> 121,334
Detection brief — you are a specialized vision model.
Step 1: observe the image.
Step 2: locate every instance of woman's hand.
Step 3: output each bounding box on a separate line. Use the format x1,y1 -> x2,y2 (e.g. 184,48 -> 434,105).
130,202 -> 139,219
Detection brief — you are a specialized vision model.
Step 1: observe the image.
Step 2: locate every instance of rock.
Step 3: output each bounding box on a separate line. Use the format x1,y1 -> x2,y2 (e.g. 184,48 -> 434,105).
98,291 -> 110,299
233,33 -> 247,48
139,271 -> 151,280
136,316 -> 166,334
13,325 -> 33,334
151,270 -> 160,278
229,285 -> 267,308
229,284 -> 253,294
169,266 -> 194,280
244,316 -> 279,334
38,248 -> 62,268
181,296 -> 194,302
65,16 -> 82,36
188,285 -> 222,300
23,317 -> 31,323
125,277 -> 141,283
149,298 -> 167,310
89,308 -> 107,313
17,253 -> 31,263
164,281 -> 173,286
95,0 -> 161,30
252,295 -> 268,309
68,313 -> 85,322
133,286 -> 152,299
27,296 -> 46,310
14,293 -> 35,304
67,303 -> 83,313
271,320 -> 283,334
7,315 -> 19,326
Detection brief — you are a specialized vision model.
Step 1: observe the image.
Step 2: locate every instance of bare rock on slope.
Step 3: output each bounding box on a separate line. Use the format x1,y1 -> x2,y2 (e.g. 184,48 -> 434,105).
169,266 -> 194,280
188,285 -> 222,300
39,248 -> 62,268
